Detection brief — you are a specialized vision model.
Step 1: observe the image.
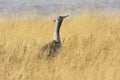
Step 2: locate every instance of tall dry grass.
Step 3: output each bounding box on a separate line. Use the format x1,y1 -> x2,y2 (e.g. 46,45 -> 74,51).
0,12 -> 120,80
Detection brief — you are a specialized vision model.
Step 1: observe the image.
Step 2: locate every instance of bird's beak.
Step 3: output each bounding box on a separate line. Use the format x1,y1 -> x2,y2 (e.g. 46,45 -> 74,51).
63,15 -> 69,18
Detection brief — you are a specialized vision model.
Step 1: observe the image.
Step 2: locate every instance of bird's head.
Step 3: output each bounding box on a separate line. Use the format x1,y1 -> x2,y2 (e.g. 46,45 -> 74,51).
53,15 -> 69,22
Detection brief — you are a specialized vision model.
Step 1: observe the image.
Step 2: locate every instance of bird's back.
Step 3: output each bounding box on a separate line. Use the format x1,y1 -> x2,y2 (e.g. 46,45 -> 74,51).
37,40 -> 61,59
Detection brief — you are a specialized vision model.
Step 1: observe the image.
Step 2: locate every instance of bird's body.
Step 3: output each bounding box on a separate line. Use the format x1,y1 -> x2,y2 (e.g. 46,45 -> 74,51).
37,15 -> 68,59
39,40 -> 61,58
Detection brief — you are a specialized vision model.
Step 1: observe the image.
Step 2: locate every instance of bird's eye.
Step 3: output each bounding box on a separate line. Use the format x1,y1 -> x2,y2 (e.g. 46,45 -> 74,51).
58,18 -> 63,21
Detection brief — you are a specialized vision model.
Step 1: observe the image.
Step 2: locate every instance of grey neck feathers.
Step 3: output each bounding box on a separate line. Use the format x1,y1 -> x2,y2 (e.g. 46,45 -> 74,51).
54,20 -> 63,42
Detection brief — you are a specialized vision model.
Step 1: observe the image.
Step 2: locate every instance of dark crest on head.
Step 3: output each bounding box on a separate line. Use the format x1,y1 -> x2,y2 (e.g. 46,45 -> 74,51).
54,15 -> 69,22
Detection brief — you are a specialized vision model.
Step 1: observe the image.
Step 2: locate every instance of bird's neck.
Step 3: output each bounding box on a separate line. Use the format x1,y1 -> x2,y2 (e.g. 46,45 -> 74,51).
54,20 -> 63,42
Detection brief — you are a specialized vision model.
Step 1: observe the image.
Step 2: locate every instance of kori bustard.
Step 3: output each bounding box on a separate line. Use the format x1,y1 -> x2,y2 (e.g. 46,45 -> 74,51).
38,15 -> 68,59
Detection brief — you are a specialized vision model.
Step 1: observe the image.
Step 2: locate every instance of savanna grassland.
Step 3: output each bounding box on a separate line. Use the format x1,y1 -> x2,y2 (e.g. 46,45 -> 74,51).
0,12 -> 120,80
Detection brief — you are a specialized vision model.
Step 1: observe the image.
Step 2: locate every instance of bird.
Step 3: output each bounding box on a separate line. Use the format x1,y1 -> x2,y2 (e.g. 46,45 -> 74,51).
37,15 -> 69,59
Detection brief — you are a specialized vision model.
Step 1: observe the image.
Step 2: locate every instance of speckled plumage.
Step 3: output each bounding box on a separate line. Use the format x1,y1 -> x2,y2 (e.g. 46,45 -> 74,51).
38,40 -> 61,59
